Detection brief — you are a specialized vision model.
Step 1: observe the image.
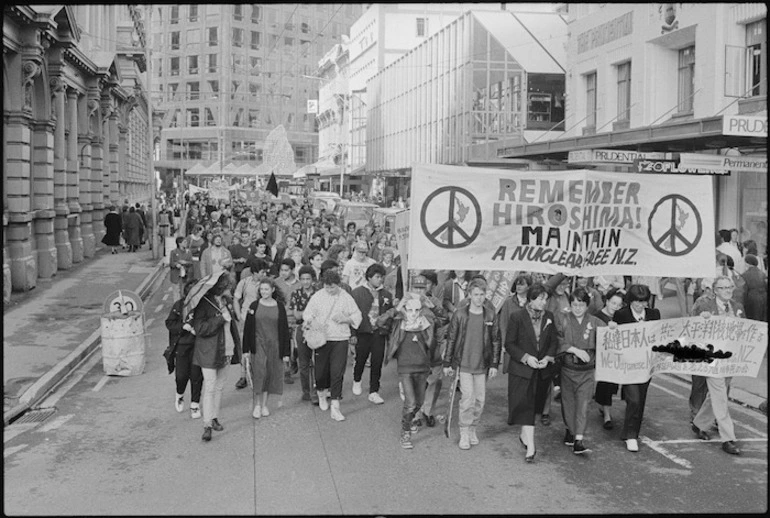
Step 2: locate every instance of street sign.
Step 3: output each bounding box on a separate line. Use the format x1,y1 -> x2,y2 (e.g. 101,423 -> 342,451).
679,153 -> 768,173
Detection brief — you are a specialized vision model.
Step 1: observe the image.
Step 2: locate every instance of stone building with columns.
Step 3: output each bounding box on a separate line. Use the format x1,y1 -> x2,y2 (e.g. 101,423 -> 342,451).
3,5 -> 154,301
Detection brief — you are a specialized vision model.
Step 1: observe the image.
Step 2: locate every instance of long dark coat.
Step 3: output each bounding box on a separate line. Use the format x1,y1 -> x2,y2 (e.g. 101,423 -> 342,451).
123,211 -> 144,246
102,211 -> 123,246
742,265 -> 768,321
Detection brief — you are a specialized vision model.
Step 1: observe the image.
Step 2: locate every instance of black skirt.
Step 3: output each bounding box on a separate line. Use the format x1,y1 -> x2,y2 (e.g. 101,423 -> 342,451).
507,368 -> 551,426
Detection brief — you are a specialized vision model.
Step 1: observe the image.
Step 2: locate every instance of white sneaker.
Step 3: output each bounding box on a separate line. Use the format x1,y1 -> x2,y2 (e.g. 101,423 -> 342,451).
330,401 -> 346,421
261,406 -> 270,417
626,439 -> 639,452
318,391 -> 329,411
175,394 -> 184,413
352,381 -> 362,396
368,392 -> 385,405
252,405 -> 262,419
190,406 -> 201,419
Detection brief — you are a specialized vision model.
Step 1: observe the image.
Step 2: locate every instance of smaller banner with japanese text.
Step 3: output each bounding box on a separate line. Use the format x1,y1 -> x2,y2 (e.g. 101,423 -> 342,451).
596,316 -> 768,384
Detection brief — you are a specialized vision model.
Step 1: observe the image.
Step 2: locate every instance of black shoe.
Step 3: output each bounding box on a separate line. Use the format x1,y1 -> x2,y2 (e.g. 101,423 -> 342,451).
722,441 -> 741,455
564,430 -> 575,446
425,415 -> 436,428
692,424 -> 710,441
235,377 -> 248,389
202,427 -> 212,442
603,419 -> 613,430
573,440 -> 591,455
211,418 -> 224,431
525,449 -> 537,463
541,414 -> 551,426
301,392 -> 312,401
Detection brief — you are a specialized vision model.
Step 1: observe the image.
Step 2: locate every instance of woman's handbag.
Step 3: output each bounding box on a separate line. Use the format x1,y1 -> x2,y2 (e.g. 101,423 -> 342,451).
304,296 -> 340,350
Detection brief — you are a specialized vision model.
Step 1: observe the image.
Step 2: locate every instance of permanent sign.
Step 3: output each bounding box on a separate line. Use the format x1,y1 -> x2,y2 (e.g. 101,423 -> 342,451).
596,316 -> 768,384
722,115 -> 767,137
679,153 -> 768,173
568,149 -> 667,164
408,164 -> 715,277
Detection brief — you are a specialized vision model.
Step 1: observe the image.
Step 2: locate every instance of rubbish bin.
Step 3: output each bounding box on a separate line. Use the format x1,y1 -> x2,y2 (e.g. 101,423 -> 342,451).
101,290 -> 147,376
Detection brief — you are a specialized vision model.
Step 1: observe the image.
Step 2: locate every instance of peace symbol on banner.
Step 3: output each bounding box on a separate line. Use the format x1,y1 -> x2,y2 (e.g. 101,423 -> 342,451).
647,194 -> 702,256
420,186 -> 482,249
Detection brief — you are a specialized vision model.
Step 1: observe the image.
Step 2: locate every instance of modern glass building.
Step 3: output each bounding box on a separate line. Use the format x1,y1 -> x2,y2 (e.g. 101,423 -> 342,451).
366,10 -> 567,184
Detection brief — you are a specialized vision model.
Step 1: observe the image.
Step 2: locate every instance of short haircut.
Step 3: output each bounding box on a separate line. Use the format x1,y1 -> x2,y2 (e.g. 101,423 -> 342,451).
712,275 -> 735,289
248,257 -> 270,273
255,238 -> 269,248
745,254 -> 759,267
176,236 -> 185,246
527,283 -> 549,302
718,229 -> 731,243
312,232 -> 323,240
467,278 -> 487,293
625,284 -> 652,304
321,269 -> 341,286
298,265 -> 316,280
512,274 -> 533,293
365,263 -> 387,279
281,258 -> 296,270
321,259 -> 338,273
420,270 -> 438,287
604,287 -> 626,304
569,287 -> 591,305
308,250 -> 324,261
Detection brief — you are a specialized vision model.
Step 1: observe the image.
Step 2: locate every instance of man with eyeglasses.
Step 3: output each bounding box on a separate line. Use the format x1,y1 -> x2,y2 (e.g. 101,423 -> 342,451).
688,275 -> 745,455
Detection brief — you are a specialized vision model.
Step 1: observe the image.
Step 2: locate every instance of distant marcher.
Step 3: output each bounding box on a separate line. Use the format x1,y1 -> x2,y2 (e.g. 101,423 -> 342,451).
290,266 -> 319,403
342,241 -> 376,290
200,233 -> 233,278
102,205 -> 123,254
169,236 -> 194,298
123,206 -> 144,252
242,278 -> 292,419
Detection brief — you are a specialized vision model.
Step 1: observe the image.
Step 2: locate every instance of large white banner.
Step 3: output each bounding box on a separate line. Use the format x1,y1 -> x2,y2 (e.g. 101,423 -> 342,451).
595,316 -> 768,384
408,164 -> 715,277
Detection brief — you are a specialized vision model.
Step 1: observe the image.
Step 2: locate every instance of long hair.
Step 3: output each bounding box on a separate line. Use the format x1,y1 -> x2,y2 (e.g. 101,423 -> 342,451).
258,277 -> 286,307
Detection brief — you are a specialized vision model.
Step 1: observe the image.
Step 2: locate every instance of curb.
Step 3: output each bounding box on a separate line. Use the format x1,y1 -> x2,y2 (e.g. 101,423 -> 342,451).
3,259 -> 168,426
666,372 -> 766,413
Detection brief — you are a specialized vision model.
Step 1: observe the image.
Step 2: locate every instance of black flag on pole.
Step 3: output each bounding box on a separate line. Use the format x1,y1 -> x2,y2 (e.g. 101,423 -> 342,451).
266,172 -> 279,197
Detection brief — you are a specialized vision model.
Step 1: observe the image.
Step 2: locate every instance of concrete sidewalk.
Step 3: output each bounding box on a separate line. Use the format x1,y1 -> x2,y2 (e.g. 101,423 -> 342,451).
3,244 -> 166,425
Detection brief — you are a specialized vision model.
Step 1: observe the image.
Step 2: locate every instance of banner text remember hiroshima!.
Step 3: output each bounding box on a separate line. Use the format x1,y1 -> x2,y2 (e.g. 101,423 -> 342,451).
408,164 -> 715,277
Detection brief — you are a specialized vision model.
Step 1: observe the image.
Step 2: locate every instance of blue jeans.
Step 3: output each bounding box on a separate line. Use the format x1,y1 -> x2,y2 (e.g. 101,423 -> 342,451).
400,372 -> 429,431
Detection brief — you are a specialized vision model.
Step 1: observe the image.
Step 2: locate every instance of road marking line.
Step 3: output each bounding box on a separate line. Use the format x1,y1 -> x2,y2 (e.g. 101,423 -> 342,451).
162,293 -> 169,301
655,437 -> 767,444
659,375 -> 764,419
3,425 -> 39,443
650,381 -> 764,433
37,415 -> 73,433
4,444 -> 29,458
39,352 -> 102,408
92,376 -> 110,392
167,286 -> 174,293
145,318 -> 155,327
154,304 -> 164,313
640,436 -> 693,469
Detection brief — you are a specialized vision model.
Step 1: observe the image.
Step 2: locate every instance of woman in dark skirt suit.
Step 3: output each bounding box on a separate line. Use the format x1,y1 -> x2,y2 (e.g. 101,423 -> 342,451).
504,283 -> 559,462
613,284 -> 661,453
102,206 -> 123,254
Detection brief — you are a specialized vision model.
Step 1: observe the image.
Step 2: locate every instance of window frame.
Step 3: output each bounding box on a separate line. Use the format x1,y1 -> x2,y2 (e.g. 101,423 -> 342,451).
585,72 -> 597,129
677,46 -> 696,114
616,61 -> 631,122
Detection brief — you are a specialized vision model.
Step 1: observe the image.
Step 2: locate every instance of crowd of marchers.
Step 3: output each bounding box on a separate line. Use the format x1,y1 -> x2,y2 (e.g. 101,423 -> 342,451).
162,190 -> 767,458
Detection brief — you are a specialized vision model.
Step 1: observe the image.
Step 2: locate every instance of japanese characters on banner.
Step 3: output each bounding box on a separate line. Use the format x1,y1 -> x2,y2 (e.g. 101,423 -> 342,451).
394,210 -> 410,290
408,164 -> 715,277
595,317 -> 768,384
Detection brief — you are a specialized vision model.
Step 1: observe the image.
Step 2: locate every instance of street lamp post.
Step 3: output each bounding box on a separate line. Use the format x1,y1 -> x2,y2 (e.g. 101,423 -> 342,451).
145,6 -> 159,260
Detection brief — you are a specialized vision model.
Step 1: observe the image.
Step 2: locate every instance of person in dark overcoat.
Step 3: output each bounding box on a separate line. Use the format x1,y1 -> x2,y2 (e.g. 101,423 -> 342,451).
741,254 -> 767,321
102,206 -> 123,254
123,206 -> 144,252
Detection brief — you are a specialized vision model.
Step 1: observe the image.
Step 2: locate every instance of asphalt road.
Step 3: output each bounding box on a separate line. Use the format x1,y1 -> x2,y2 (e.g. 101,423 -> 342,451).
4,275 -> 768,515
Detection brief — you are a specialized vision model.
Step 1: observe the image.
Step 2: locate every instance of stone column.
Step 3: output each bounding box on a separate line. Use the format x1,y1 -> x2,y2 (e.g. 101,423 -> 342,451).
5,111 -> 37,291
66,87 -> 83,263
108,111 -> 120,205
88,97 -> 105,247
52,77 -> 72,269
79,131 -> 95,257
119,122 -> 128,202
31,120 -> 57,279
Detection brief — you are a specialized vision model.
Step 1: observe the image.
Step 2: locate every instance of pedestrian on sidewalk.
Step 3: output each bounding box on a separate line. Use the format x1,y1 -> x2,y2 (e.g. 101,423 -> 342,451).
290,266 -> 319,403
124,206 -> 144,253
689,275 -> 745,455
165,279 -> 203,419
382,293 -> 436,449
556,288 -> 606,455
102,205 -> 122,254
741,254 -> 767,321
169,236 -> 194,299
242,277 -> 291,419
503,283 -> 558,463
302,269 -> 362,421
613,284 -> 661,453
187,271 -> 242,442
443,278 -> 501,450
350,263 -> 395,405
